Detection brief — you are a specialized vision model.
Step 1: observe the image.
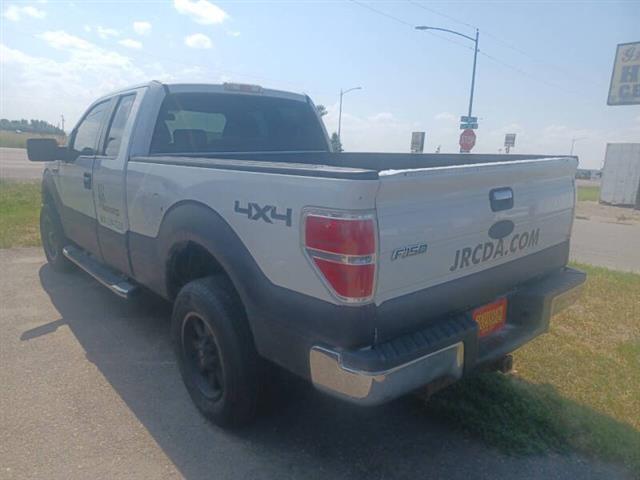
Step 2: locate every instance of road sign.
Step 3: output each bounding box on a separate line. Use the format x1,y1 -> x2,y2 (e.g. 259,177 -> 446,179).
607,41 -> 640,106
460,122 -> 478,130
460,116 -> 478,123
459,129 -> 476,152
504,133 -> 516,147
410,131 -> 425,153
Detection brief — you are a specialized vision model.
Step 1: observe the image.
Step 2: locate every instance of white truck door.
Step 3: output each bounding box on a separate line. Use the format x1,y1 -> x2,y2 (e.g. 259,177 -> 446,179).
57,99 -> 111,258
93,90 -> 142,275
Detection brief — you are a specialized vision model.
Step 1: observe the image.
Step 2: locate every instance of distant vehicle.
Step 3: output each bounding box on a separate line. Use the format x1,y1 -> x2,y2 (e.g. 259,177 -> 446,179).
576,168 -> 601,180
27,81 -> 585,427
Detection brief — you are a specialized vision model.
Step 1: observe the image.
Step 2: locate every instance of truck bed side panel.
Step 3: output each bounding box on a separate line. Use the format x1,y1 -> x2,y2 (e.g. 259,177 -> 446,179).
125,159 -> 379,304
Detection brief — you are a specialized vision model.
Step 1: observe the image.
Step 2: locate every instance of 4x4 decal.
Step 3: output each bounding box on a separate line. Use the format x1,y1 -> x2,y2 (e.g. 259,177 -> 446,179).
234,201 -> 292,227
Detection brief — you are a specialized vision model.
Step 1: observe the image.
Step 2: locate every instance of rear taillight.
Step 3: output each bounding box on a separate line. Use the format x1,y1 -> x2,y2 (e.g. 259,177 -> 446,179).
303,210 -> 377,303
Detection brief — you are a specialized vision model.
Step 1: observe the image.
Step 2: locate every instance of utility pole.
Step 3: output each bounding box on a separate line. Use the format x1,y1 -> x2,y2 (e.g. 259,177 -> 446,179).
416,26 -> 479,119
60,114 -> 65,133
467,28 -> 479,118
570,136 -> 586,155
337,86 -> 362,144
416,26 -> 480,152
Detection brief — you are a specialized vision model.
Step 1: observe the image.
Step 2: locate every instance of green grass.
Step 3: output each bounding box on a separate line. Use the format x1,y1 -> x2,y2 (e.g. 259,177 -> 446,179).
428,264 -> 640,474
0,181 -> 41,248
577,185 -> 600,202
0,130 -> 65,148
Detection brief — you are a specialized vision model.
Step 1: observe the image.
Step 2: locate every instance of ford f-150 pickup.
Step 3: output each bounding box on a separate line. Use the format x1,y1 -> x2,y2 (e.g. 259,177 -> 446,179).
27,81 -> 585,427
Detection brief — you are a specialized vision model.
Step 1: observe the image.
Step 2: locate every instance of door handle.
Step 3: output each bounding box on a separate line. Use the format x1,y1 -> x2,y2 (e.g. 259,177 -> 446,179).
83,172 -> 92,190
489,187 -> 513,212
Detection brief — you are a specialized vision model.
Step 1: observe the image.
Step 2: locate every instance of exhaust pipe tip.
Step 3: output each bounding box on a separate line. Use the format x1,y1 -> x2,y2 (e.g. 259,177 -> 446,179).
498,354 -> 513,373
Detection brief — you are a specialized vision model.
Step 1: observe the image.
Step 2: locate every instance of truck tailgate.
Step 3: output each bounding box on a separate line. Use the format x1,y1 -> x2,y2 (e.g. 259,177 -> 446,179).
374,157 -> 577,305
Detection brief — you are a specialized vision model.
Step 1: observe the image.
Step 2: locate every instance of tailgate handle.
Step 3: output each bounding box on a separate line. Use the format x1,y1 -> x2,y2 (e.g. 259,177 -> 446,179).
489,188 -> 513,212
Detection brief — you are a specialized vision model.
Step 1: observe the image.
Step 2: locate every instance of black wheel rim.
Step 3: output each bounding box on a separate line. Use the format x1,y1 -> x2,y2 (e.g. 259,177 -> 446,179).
183,313 -> 224,401
42,214 -> 58,261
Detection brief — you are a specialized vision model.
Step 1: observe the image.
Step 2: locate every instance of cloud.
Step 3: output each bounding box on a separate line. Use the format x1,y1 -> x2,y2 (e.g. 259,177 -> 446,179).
184,33 -> 212,49
435,112 -> 456,121
3,5 -> 46,21
32,30 -> 135,70
95,26 -> 120,39
174,0 -> 228,25
133,21 -> 152,36
1,39 -> 142,127
321,105 -> 426,153
38,31 -> 94,50
119,38 -> 142,49
227,31 -> 241,37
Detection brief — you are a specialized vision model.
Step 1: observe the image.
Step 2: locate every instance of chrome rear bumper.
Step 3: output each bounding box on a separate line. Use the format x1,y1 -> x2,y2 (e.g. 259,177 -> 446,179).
309,342 -> 464,406
309,267 -> 585,406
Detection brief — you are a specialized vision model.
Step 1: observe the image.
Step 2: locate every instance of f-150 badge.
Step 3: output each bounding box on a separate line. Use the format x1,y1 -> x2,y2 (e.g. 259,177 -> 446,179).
234,201 -> 292,227
391,243 -> 428,261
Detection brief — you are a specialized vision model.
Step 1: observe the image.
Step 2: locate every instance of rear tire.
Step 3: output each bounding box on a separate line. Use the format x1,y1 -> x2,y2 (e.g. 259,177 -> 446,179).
172,276 -> 260,428
40,203 -> 73,273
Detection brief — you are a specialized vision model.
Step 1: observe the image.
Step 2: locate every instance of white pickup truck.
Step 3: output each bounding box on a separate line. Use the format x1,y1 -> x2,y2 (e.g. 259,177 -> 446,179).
28,81 -> 585,427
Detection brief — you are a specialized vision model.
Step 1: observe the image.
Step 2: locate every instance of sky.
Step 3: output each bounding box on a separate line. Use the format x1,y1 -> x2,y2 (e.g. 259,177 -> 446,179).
1,0 -> 639,169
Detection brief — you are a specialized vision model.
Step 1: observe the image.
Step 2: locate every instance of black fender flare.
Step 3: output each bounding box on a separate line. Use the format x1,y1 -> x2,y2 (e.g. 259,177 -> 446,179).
138,200 -> 375,378
154,200 -> 259,305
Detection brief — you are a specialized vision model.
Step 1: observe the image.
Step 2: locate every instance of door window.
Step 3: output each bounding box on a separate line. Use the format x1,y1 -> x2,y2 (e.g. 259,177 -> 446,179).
103,94 -> 136,156
72,101 -> 109,156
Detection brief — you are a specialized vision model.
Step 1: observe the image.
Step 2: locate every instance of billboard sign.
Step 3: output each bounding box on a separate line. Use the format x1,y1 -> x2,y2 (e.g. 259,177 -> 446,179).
608,41 -> 640,106
504,133 -> 516,147
411,131 -> 426,153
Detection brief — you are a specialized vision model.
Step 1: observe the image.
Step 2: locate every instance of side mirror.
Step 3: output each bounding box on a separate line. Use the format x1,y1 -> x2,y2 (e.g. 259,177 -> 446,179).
26,138 -> 66,162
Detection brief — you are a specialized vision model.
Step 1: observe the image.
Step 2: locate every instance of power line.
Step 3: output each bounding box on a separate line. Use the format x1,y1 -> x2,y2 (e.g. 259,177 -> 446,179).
407,0 -> 605,88
477,51 -> 576,95
353,0 -> 598,98
349,0 -> 413,27
348,0 -> 473,51
407,0 -> 477,30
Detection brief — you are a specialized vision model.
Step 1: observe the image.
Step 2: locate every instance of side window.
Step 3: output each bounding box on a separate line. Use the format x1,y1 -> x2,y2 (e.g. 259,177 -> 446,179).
72,101 -> 109,155
104,94 -> 136,156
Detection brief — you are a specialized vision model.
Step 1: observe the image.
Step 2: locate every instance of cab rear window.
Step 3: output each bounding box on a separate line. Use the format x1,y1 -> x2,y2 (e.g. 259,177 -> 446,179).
150,92 -> 328,154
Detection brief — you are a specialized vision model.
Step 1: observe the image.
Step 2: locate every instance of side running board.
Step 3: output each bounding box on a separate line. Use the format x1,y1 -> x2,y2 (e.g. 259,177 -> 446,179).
62,245 -> 137,299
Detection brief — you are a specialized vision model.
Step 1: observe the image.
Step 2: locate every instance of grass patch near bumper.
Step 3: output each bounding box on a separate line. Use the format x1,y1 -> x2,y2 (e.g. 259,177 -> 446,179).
577,185 -> 600,202
0,180 -> 41,248
428,264 -> 640,473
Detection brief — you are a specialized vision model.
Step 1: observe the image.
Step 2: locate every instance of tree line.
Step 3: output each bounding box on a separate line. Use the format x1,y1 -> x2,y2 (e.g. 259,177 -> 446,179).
0,119 -> 65,135
315,105 -> 343,153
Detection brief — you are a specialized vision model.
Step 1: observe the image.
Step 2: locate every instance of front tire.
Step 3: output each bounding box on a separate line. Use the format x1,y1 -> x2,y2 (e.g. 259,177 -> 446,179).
40,203 -> 73,273
172,276 -> 259,428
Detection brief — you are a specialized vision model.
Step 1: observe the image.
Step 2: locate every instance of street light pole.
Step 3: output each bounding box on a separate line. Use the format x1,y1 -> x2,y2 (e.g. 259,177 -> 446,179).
337,86 -> 362,142
570,136 -> 587,155
468,28 -> 479,118
415,26 -> 480,119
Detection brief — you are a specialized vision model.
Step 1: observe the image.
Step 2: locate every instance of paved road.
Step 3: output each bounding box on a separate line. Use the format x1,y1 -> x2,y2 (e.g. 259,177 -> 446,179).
571,219 -> 640,273
0,248 -> 632,480
0,147 -> 43,180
